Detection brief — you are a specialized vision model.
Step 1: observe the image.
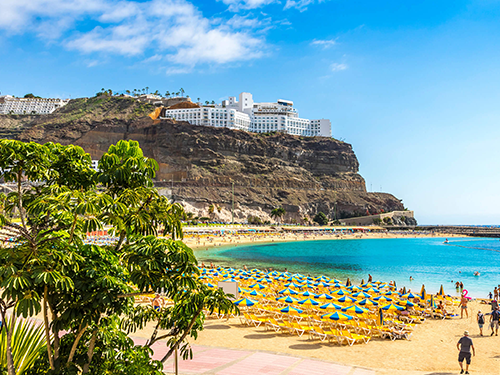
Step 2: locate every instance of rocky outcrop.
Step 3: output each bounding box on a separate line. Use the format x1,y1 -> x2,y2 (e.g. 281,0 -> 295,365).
0,96 -> 406,223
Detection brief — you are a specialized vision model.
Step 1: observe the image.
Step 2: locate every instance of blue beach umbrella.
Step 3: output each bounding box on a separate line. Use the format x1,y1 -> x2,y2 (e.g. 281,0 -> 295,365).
247,290 -> 266,297
276,296 -> 299,304
358,298 -> 379,306
352,292 -> 371,298
346,285 -> 362,292
342,305 -> 369,314
384,291 -> 400,296
299,290 -> 317,297
278,288 -> 299,295
373,295 -> 392,302
249,283 -> 267,290
234,298 -> 259,307
321,312 -> 353,321
337,295 -> 358,303
314,293 -> 334,301
298,298 -> 319,306
319,302 -> 343,310
380,303 -> 404,311
329,283 -> 343,288
402,293 -> 419,299
280,306 -> 303,314
332,289 -> 349,296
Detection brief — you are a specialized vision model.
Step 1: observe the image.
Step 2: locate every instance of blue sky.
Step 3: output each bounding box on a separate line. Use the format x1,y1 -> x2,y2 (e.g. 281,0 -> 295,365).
1,0 -> 500,225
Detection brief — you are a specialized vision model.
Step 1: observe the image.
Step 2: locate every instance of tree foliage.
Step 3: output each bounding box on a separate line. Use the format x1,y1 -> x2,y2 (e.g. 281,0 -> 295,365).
0,139 -> 236,375
313,212 -> 329,226
270,207 -> 286,224
0,314 -> 46,375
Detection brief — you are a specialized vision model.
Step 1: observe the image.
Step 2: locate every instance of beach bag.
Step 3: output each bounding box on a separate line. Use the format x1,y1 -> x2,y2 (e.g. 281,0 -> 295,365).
478,313 -> 484,324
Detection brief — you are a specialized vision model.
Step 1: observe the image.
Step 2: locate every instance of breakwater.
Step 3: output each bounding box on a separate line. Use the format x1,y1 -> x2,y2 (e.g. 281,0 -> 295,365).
417,225 -> 500,238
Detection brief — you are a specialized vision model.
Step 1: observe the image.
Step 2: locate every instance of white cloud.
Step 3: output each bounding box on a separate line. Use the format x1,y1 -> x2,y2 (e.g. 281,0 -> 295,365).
310,39 -> 336,49
284,0 -> 324,11
220,0 -> 276,12
0,0 -> 104,34
0,0 -> 266,69
330,62 -> 347,71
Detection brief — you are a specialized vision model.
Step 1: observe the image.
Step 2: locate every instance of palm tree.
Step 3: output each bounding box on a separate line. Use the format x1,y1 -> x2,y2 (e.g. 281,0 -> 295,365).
180,88 -> 185,97
165,91 -> 170,98
205,100 -> 209,105
270,207 -> 286,225
125,90 -> 131,96
197,97 -> 200,103
0,314 -> 47,375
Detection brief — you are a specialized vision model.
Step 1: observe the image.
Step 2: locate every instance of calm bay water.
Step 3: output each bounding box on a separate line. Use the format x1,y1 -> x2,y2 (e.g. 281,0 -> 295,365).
195,237 -> 500,298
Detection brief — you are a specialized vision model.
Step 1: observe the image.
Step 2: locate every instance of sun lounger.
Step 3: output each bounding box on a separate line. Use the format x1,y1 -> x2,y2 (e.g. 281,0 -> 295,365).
265,318 -> 288,332
248,313 -> 267,327
310,326 -> 338,344
290,322 -> 312,337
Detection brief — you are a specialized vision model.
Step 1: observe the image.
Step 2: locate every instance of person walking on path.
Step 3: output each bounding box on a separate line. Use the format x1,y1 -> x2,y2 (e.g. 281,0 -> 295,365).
457,330 -> 475,374
489,307 -> 500,336
477,310 -> 485,336
459,293 -> 469,318
494,287 -> 498,300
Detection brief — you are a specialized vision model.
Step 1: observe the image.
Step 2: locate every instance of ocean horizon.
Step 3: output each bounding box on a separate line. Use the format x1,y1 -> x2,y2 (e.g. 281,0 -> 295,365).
196,237 -> 500,298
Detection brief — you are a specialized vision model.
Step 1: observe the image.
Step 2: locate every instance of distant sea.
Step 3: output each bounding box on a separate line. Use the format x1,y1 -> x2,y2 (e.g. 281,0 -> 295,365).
195,238 -> 500,298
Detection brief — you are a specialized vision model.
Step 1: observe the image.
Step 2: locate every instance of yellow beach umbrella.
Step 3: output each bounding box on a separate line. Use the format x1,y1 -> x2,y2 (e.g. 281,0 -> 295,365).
438,285 -> 444,295
380,303 -> 404,311
276,296 -> 299,304
377,308 -> 384,326
298,298 -> 319,307
234,298 -> 259,307
342,305 -> 369,314
358,298 -> 378,307
322,312 -> 353,321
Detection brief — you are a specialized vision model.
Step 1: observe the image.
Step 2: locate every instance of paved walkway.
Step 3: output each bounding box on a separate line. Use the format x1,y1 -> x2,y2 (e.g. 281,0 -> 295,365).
133,338 -> 375,375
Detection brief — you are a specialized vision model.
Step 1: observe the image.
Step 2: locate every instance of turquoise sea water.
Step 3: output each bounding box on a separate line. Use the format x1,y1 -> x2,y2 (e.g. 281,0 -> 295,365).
195,237 -> 500,298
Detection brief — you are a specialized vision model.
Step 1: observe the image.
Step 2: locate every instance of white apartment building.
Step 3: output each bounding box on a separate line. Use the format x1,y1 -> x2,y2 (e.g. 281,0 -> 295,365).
0,95 -> 69,115
161,92 -> 332,137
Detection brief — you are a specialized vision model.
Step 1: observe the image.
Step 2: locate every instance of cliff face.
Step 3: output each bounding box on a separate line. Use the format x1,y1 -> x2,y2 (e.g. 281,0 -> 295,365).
1,96 -> 404,223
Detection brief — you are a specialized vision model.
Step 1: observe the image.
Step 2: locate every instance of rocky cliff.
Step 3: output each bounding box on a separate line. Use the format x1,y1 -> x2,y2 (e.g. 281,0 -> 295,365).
0,96 -> 405,223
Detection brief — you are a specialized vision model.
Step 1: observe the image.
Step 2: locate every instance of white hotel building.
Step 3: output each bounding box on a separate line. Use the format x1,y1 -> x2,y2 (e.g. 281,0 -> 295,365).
160,92 -> 332,137
0,95 -> 69,115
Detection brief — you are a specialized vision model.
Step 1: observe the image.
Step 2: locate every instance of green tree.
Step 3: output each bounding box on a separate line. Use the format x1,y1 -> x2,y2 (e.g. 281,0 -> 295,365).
0,314 -> 47,375
270,207 -> 286,224
313,212 -> 328,226
0,140 -> 235,375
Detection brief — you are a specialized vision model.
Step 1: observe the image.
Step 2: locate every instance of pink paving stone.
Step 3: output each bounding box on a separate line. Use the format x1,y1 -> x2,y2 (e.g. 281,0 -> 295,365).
164,348 -> 252,374
285,359 -> 352,375
158,344 -> 210,362
216,352 -> 300,375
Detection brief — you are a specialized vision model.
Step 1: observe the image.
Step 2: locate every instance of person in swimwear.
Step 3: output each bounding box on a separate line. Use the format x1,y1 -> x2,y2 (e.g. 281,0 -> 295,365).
460,292 -> 469,319
152,293 -> 163,311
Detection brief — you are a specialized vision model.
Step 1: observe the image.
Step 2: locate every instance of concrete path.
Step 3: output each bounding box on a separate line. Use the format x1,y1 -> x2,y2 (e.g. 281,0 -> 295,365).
133,338 -> 375,375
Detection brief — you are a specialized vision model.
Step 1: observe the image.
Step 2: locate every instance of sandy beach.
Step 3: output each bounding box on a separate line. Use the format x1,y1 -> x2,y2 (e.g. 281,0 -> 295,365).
183,227 -> 464,251
165,230 -> 500,375
133,299 -> 499,375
